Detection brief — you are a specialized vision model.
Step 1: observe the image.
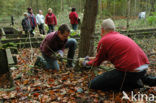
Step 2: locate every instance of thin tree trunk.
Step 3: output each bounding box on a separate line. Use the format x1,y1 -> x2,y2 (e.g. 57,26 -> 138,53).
150,0 -> 155,15
134,0 -> 137,16
78,0 -> 98,57
126,0 -> 131,29
80,0 -> 81,12
61,0 -> 64,11
30,0 -> 33,8
36,0 -> 39,12
113,0 -> 115,17
47,0 -> 49,11
107,0 -> 111,11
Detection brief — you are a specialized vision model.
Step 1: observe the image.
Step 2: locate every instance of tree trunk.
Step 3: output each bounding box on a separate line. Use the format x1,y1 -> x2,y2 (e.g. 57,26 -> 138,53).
126,0 -> 131,29
46,0 -> 49,11
61,0 -> 64,11
134,0 -> 137,16
30,0 -> 33,8
107,0 -> 111,11
78,0 -> 98,57
36,0 -> 39,13
150,0 -> 155,14
79,0 -> 81,12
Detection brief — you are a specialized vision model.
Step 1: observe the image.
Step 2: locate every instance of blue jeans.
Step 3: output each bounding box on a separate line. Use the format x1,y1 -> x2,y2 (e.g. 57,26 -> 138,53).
71,24 -> 78,30
42,53 -> 60,70
42,38 -> 77,70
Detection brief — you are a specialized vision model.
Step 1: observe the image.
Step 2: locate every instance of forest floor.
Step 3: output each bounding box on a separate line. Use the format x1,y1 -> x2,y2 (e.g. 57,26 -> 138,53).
0,23 -> 156,102
0,46 -> 155,103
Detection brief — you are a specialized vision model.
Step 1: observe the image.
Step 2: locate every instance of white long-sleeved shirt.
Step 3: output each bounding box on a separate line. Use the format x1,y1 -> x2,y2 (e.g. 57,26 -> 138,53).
36,14 -> 45,25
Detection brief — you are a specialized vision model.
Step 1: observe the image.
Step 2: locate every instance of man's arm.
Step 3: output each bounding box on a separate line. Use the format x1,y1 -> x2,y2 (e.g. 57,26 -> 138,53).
36,15 -> 39,24
87,42 -> 107,66
54,15 -> 57,25
45,15 -> 48,24
33,15 -> 37,27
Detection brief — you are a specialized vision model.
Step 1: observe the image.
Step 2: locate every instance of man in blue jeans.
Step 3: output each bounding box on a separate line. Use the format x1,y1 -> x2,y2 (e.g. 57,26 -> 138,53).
35,24 -> 77,70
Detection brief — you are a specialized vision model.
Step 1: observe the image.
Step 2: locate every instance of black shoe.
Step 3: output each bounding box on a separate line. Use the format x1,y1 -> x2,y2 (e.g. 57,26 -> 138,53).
34,56 -> 45,68
142,75 -> 156,86
34,56 -> 41,66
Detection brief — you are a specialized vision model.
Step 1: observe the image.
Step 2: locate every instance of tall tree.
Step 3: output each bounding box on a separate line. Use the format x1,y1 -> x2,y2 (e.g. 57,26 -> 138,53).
36,0 -> 39,13
150,0 -> 156,14
78,0 -> 98,57
126,0 -> 131,29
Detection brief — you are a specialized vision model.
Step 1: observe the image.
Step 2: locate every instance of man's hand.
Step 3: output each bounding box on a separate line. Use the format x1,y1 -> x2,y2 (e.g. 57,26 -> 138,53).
56,50 -> 64,59
50,50 -> 63,59
79,56 -> 89,67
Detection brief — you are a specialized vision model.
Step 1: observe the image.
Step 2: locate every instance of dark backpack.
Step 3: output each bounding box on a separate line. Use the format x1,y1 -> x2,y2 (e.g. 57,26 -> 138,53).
78,18 -> 81,24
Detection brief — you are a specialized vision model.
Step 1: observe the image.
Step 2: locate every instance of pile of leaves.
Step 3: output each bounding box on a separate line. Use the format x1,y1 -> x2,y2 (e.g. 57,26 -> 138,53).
0,48 -> 155,103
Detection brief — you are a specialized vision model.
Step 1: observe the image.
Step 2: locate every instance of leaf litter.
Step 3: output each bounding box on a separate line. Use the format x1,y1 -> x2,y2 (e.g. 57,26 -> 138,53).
0,48 -> 155,103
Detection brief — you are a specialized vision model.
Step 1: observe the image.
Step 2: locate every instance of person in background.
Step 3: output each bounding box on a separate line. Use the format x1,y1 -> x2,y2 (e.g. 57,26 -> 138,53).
45,8 -> 57,33
11,16 -> 14,26
79,18 -> 156,91
138,11 -> 146,19
35,24 -> 77,70
36,10 -> 45,35
21,12 -> 31,35
27,7 -> 37,36
69,7 -> 79,30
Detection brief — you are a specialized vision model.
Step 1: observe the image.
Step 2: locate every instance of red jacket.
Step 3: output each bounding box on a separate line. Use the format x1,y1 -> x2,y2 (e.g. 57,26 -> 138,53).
45,13 -> 57,25
87,31 -> 149,72
69,11 -> 78,24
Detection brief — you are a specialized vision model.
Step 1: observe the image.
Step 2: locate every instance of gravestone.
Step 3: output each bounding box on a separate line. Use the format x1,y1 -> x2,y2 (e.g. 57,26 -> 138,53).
0,49 -> 9,74
0,49 -> 13,88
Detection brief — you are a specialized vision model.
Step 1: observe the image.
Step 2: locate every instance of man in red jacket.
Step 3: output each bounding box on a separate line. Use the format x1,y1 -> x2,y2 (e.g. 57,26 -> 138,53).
69,8 -> 79,30
45,8 -> 57,33
80,18 -> 156,91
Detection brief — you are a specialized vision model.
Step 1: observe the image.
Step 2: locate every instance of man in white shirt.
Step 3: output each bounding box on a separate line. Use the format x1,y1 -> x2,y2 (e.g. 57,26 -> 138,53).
36,10 -> 45,35
138,11 -> 146,19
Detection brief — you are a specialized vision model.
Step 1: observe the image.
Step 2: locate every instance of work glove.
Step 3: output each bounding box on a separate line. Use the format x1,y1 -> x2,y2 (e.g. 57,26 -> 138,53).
50,50 -> 63,59
78,56 -> 89,67
56,50 -> 64,60
57,50 -> 63,57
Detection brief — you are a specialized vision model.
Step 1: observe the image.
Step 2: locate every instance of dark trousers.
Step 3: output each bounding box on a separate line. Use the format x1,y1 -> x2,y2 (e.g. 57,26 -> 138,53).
24,30 -> 29,35
71,24 -> 78,30
89,69 -> 156,91
30,27 -> 35,36
48,25 -> 55,33
38,23 -> 45,35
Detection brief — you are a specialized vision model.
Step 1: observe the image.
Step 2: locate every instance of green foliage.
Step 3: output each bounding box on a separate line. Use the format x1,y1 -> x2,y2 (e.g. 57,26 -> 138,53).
0,42 -> 17,50
0,0 -> 25,17
146,12 -> 156,25
70,30 -> 80,37
99,9 -> 111,17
